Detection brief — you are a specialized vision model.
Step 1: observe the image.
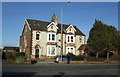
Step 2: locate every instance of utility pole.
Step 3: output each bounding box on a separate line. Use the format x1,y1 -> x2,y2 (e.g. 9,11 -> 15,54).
60,2 -> 70,62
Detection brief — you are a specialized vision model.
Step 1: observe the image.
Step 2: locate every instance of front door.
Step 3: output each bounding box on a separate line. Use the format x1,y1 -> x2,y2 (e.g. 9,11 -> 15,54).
35,48 -> 39,58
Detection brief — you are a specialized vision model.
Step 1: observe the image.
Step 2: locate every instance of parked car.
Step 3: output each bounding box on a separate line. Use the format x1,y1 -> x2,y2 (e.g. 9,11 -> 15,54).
54,55 -> 72,63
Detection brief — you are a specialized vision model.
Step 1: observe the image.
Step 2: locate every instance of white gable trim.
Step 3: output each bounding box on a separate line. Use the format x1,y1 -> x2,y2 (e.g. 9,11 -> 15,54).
25,19 -> 31,31
66,24 -> 76,32
47,22 -> 58,29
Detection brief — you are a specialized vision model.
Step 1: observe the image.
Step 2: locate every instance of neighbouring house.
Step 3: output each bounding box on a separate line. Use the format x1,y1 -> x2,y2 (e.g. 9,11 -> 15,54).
3,46 -> 19,54
78,44 -> 86,55
20,15 -> 86,59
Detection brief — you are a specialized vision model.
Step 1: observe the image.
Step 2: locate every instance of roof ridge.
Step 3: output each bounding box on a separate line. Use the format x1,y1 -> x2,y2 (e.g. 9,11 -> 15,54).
26,19 -> 50,23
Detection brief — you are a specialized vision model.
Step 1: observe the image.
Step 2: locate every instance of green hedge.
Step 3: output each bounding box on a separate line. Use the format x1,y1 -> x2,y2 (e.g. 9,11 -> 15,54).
86,56 -> 104,62
15,56 -> 27,63
4,52 -> 27,63
67,53 -> 85,61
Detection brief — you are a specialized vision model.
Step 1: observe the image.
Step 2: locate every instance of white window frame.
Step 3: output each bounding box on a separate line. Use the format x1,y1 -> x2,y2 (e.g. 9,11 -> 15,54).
36,33 -> 40,41
66,46 -> 75,55
66,35 -> 75,43
47,33 -> 56,42
47,45 -> 56,56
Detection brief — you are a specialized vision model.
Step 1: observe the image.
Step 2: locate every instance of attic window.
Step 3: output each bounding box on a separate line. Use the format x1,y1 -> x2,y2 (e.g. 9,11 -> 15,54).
51,25 -> 53,29
69,28 -> 72,31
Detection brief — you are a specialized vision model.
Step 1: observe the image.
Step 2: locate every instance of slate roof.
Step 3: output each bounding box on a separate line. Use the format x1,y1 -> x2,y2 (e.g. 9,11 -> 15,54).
26,19 -> 85,36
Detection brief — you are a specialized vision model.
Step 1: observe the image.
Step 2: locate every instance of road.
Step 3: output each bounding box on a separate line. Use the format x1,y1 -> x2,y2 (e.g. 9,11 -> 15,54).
2,60 -> 119,77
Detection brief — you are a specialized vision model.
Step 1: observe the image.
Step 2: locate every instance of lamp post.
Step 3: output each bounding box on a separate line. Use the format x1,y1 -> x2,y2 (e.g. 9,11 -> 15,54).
60,2 -> 70,62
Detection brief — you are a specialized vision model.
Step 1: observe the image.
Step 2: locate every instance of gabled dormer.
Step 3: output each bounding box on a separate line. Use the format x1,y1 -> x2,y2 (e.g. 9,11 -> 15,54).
47,22 -> 58,32
66,24 -> 76,34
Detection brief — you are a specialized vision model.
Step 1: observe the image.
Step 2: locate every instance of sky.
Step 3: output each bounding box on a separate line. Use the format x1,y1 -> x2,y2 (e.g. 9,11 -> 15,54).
1,2 -> 118,48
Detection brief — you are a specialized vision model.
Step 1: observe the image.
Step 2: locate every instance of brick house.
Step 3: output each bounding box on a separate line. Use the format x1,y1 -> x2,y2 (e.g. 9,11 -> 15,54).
20,15 -> 86,59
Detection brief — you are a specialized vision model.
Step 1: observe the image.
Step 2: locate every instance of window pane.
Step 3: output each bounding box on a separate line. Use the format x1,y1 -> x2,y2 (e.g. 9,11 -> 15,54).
68,36 -> 69,42
51,25 -> 53,29
52,34 -> 55,41
80,38 -> 82,43
49,34 -> 51,40
36,34 -> 39,40
71,48 -> 73,53
49,47 -> 50,55
71,36 -> 73,42
51,47 -> 55,55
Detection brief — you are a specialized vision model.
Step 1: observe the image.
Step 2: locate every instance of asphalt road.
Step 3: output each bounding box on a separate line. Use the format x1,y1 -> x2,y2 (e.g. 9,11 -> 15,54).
2,60 -> 119,77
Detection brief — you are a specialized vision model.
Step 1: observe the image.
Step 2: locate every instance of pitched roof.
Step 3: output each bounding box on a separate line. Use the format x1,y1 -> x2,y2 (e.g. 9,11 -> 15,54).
26,19 -> 85,36
78,44 -> 86,50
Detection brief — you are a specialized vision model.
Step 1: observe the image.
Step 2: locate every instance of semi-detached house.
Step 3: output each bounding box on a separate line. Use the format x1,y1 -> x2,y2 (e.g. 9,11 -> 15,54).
20,15 -> 86,59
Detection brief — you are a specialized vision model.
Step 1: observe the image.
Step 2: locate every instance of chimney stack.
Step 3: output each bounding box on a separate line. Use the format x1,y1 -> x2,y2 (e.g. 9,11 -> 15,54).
51,14 -> 58,25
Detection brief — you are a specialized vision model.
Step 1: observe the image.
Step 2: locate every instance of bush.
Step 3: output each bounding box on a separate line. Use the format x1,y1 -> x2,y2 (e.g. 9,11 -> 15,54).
4,52 -> 15,61
86,56 -> 104,62
67,53 -> 85,61
15,52 -> 25,57
75,56 -> 85,61
4,52 -> 27,63
110,55 -> 120,61
15,56 -> 27,63
14,52 -> 27,63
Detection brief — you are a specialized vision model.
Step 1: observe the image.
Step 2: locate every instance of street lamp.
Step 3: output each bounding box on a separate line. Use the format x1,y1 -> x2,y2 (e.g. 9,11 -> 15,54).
60,2 -> 70,61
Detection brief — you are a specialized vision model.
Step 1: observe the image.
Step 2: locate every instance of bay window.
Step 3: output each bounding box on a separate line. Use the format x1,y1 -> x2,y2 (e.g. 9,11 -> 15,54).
47,45 -> 56,56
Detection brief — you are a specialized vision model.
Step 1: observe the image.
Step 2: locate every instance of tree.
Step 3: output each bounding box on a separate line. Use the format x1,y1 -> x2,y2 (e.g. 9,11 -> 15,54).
87,20 -> 118,60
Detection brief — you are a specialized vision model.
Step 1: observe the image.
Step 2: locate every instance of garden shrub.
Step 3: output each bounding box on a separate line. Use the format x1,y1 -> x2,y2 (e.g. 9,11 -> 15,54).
4,52 -> 15,61
67,53 -> 85,61
14,52 -> 27,63
86,56 -> 104,62
15,56 -> 27,63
